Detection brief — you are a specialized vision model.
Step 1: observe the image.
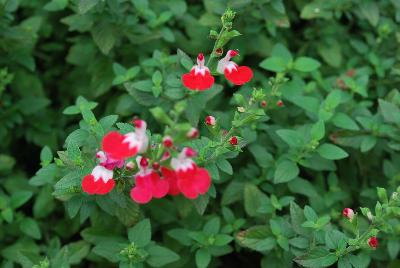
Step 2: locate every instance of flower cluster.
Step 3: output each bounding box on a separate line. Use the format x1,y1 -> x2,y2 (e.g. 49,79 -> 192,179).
182,50 -> 253,91
81,119 -> 211,204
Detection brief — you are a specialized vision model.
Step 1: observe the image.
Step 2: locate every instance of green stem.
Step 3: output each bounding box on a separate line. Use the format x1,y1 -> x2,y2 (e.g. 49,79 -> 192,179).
206,27 -> 226,68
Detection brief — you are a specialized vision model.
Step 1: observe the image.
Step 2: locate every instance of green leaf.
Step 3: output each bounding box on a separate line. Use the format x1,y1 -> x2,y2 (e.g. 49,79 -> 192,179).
294,247 -> 338,267
359,1 -> 380,26
150,107 -> 174,125
276,129 -> 305,148
360,136 -> 377,152
146,245 -> 180,267
236,225 -> 276,252
332,113 -> 360,130
203,217 -> 220,235
311,120 -> 325,140
128,219 -> 152,247
195,248 -> 211,268
63,105 -> 80,115
303,206 -> 318,222
293,57 -> 321,72
20,218 -> 41,239
259,57 -> 287,72
40,146 -> 53,165
325,230 -> 347,250
290,202 -> 309,236
378,99 -> 400,125
274,160 -> 299,183
10,191 -> 33,209
152,70 -> 163,86
271,43 -> 293,62
317,143 -> 348,160
1,208 -> 13,223
216,159 -> 233,175
244,184 -> 267,216
91,21 -> 115,54
78,0 -> 99,14
214,234 -> 234,246
44,0 -> 68,11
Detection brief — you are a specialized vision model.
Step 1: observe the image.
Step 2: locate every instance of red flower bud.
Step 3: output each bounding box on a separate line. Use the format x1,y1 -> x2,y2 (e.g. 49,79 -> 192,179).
277,100 -> 283,107
261,100 -> 267,107
229,136 -> 238,145
152,162 -> 160,170
368,237 -> 378,249
133,119 -> 143,128
187,128 -> 199,139
215,48 -> 223,56
140,157 -> 149,168
162,136 -> 173,148
342,208 -> 354,221
205,115 -> 216,126
184,147 -> 197,158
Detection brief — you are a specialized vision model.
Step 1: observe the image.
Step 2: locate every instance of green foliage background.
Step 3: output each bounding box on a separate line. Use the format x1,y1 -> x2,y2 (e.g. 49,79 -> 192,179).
1,0 -> 400,267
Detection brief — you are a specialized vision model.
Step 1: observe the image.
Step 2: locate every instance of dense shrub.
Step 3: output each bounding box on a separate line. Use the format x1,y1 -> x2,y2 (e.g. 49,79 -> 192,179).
1,0 -> 400,267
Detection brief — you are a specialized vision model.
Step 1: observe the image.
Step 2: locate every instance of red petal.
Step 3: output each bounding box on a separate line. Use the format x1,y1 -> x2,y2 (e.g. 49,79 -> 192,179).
161,167 -> 180,196
194,168 -> 211,194
102,131 -> 138,160
81,175 -> 98,195
176,168 -> 199,199
130,186 -> 152,204
224,66 -> 253,85
96,179 -> 115,195
182,70 -> 214,91
151,173 -> 169,199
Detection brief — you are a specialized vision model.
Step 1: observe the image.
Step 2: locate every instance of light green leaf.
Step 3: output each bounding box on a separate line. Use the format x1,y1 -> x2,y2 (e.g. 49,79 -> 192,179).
128,219 -> 152,247
274,160 -> 299,183
293,57 -> 321,72
317,143 -> 348,160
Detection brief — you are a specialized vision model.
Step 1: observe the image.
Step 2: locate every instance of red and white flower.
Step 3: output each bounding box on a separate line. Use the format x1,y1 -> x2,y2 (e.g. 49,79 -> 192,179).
101,119 -> 148,160
130,157 -> 169,204
161,167 -> 180,196
182,53 -> 214,91
170,147 -> 211,199
82,165 -> 115,195
217,50 -> 253,85
342,208 -> 355,221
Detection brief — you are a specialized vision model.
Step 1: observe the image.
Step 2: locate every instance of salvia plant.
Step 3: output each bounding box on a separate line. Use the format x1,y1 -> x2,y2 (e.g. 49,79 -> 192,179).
1,1 -> 400,268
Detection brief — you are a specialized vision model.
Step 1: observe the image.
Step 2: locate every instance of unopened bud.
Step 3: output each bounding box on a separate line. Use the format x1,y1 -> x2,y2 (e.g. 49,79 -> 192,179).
205,115 -> 216,126
342,208 -> 355,221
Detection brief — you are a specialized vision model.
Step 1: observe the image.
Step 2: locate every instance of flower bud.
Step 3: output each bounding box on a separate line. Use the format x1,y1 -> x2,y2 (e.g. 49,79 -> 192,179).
162,136 -> 173,148
229,136 -> 238,145
126,161 -> 135,170
205,115 -> 216,126
187,127 -> 199,139
261,100 -> 267,107
184,147 -> 197,158
277,100 -> 283,107
161,151 -> 171,161
237,107 -> 245,113
139,157 -> 149,168
367,211 -> 374,222
368,237 -> 378,249
342,208 -> 355,221
152,162 -> 160,170
215,48 -> 223,56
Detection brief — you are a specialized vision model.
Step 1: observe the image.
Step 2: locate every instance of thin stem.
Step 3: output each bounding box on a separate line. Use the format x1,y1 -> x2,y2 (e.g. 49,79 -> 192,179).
206,27 -> 226,67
